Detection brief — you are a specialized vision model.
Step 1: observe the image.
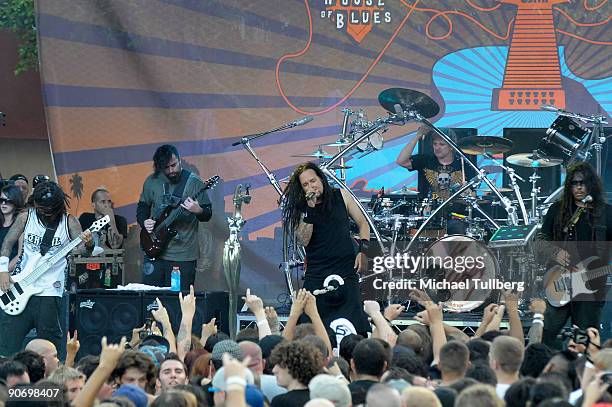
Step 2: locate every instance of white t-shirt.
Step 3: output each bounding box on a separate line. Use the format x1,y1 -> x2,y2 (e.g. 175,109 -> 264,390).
15,209 -> 70,297
496,383 -> 511,399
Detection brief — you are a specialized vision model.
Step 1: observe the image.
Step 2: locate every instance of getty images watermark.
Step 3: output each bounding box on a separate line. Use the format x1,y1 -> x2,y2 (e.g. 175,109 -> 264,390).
368,252 -> 526,293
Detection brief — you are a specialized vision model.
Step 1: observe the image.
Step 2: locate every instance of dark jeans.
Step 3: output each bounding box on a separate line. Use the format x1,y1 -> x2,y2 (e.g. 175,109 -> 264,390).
0,296 -> 63,357
142,258 -> 196,290
543,300 -> 604,348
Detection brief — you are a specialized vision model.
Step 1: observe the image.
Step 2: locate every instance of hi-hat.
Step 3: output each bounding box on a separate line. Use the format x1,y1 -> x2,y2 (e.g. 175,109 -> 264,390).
378,88 -> 440,119
507,153 -> 563,168
476,187 -> 513,193
458,136 -> 513,155
388,186 -> 419,196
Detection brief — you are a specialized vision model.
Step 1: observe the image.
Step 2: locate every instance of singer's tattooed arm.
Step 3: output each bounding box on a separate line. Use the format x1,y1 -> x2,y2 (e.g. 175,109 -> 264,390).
296,220 -> 313,247
0,212 -> 27,257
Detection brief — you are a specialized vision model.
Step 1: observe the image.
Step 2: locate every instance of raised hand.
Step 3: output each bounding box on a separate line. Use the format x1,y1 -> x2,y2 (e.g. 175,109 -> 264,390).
179,285 -> 197,317
303,291 -> 319,318
151,298 -> 171,326
99,336 -> 127,370
363,300 -> 381,317
201,318 -> 218,344
384,304 -> 405,321
415,309 -> 431,326
66,330 -> 80,355
223,353 -> 252,380
409,289 -> 433,308
290,289 -> 308,316
529,298 -> 546,315
242,288 -> 264,314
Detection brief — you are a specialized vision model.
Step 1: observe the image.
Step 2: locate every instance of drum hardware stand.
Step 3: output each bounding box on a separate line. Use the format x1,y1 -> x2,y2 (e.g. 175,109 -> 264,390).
463,195 -> 500,232
529,169 -> 541,223
408,112 -> 520,226
586,115 -> 609,175
322,119 -> 395,254
483,152 -> 529,225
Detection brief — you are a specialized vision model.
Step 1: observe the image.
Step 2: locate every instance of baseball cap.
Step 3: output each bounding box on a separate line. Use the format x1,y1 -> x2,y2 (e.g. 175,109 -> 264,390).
113,384 -> 148,407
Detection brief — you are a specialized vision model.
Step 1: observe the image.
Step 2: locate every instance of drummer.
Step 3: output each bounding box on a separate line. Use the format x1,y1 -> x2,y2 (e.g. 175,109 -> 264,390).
396,125 -> 476,234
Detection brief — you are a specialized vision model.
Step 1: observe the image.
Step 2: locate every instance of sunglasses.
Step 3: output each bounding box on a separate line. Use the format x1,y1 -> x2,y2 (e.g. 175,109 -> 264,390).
570,180 -> 586,187
0,198 -> 14,205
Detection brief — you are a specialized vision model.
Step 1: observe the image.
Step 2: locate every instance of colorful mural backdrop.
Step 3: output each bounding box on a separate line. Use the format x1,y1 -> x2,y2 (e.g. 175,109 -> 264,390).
37,0 -> 610,301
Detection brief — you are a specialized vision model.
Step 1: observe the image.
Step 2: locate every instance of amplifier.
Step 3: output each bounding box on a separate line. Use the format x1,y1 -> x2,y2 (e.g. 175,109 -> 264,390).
68,249 -> 124,291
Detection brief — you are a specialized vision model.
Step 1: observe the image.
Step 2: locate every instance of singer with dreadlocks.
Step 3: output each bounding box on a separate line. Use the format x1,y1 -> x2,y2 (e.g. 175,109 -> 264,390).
281,162 -> 371,335
536,162 -> 612,348
0,181 -> 94,356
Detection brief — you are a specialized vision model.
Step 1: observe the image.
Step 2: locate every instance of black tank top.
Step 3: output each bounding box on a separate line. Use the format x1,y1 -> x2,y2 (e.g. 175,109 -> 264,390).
305,189 -> 357,281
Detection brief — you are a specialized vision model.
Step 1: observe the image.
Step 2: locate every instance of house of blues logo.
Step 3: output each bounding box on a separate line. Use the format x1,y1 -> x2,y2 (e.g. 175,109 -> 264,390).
321,0 -> 392,43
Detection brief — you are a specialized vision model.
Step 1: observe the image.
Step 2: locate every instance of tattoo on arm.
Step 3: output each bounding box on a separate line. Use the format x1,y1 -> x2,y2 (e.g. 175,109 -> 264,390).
296,220 -> 313,246
68,216 -> 91,255
528,323 -> 543,344
1,212 -> 27,257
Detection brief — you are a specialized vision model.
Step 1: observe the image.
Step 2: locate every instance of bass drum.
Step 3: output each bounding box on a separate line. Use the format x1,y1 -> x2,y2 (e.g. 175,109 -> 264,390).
417,235 -> 499,312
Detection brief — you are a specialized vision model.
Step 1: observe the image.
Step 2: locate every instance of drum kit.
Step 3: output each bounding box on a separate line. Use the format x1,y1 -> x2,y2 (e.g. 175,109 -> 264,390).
287,88 -> 608,312
234,86 -> 608,313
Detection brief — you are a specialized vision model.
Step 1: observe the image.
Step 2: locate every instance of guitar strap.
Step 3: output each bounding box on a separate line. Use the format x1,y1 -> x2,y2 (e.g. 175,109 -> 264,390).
39,216 -> 61,256
171,170 -> 192,203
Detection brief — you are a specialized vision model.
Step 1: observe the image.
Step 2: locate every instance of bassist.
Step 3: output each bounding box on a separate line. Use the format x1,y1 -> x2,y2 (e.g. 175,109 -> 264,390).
536,162 -> 612,347
0,181 -> 93,356
137,144 -> 212,290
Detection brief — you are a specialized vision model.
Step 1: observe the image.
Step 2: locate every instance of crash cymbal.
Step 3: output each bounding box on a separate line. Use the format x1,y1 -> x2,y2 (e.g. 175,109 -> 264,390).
378,88 -> 440,119
458,136 -> 513,155
507,153 -> 563,168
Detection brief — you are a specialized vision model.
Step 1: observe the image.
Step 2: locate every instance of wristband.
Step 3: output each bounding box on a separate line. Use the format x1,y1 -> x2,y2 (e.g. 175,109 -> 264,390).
226,376 -> 247,387
532,319 -> 543,326
0,256 -> 9,273
358,239 -> 370,254
256,320 -> 268,327
585,360 -> 595,369
533,313 -> 544,320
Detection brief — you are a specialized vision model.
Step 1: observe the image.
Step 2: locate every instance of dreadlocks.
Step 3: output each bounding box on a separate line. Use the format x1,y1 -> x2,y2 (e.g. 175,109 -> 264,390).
280,162 -> 334,234
29,181 -> 70,224
552,162 -> 605,240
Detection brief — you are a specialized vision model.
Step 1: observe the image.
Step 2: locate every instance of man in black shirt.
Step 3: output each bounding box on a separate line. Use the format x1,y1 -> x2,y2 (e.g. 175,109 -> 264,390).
536,162 -> 612,347
396,126 -> 475,234
348,338 -> 389,405
79,188 -> 128,249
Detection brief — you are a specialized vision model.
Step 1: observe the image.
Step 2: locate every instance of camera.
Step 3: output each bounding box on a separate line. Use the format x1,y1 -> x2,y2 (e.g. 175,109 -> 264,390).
561,326 -> 589,346
139,317 -> 153,340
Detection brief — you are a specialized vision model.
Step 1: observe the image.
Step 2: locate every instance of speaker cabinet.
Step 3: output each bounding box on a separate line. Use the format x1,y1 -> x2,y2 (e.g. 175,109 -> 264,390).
141,291 -> 230,337
503,128 -> 561,197
69,290 -> 142,359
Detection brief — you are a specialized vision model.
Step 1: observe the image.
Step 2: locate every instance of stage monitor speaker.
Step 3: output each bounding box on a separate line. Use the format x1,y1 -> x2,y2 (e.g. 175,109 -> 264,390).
503,128 -> 561,197
69,290 -> 142,360
142,291 -> 229,337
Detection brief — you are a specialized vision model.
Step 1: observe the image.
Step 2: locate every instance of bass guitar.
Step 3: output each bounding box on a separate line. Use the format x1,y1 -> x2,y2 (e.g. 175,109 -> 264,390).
140,175 -> 219,259
0,215 -> 110,315
544,256 -> 611,307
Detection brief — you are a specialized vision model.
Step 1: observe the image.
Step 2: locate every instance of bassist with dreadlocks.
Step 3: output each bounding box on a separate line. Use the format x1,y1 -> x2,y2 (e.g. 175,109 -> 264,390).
0,181 -> 94,356
281,162 -> 371,335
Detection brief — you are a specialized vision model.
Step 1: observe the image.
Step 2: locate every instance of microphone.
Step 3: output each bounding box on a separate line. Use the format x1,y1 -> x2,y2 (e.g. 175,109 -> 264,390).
564,195 -> 592,233
289,116 -> 314,127
305,192 -> 316,201
581,195 -> 593,204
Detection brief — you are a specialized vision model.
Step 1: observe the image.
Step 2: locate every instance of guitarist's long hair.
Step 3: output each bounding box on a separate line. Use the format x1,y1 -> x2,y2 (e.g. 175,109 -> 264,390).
27,182 -> 70,226
280,162 -> 334,235
553,162 -> 605,240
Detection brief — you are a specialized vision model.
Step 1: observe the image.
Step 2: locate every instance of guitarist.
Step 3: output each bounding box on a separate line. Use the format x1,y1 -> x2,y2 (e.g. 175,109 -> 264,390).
0,181 -> 94,356
137,144 -> 212,290
536,162 -> 612,347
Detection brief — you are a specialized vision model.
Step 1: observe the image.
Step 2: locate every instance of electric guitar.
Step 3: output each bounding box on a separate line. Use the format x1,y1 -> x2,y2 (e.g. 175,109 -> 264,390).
544,256 -> 611,307
0,215 -> 110,315
140,175 -> 220,259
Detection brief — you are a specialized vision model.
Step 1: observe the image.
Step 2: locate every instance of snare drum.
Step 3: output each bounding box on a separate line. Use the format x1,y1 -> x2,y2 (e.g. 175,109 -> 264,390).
538,116 -> 591,163
355,128 -> 385,152
417,235 -> 499,312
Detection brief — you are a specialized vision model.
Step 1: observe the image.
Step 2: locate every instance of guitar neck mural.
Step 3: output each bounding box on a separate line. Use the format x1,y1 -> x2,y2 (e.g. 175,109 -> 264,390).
493,0 -> 568,110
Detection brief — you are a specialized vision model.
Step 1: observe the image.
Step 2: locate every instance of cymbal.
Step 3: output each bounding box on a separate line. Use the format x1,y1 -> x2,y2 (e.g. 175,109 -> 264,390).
323,140 -> 352,147
378,88 -> 440,119
291,151 -> 334,159
476,187 -> 513,193
328,164 -> 353,170
507,153 -> 563,168
458,136 -> 513,155
388,187 -> 419,196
